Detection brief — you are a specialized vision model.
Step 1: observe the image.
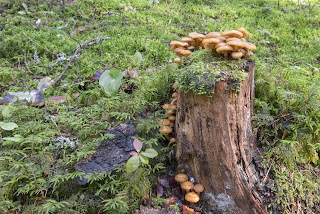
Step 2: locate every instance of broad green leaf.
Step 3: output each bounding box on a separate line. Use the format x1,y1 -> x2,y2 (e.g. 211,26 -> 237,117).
2,105 -> 15,118
22,3 -> 28,12
140,148 -> 158,158
0,122 -> 18,130
133,51 -> 142,66
133,139 -> 142,152
99,68 -> 124,96
2,135 -> 24,143
126,155 -> 140,173
139,154 -> 149,164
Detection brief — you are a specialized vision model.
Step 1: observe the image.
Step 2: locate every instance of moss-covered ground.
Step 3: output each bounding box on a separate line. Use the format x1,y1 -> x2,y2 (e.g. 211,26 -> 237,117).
0,0 -> 320,213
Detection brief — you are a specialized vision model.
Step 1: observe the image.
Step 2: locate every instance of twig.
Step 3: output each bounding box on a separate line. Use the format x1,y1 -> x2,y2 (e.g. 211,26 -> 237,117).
22,31 -> 57,57
53,37 -> 110,86
263,159 -> 274,183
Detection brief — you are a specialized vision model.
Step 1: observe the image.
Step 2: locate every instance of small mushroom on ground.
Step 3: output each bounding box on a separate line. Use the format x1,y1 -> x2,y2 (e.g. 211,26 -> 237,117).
175,173 -> 188,183
181,181 -> 194,193
167,109 -> 176,115
226,40 -> 246,51
159,126 -> 172,134
193,184 -> 204,195
181,37 -> 194,46
185,192 -> 200,203
244,42 -> 257,50
172,83 -> 178,90
172,92 -> 178,98
158,119 -> 171,126
216,45 -> 233,57
202,38 -> 220,50
181,50 -> 192,61
174,58 -> 181,63
170,97 -> 177,105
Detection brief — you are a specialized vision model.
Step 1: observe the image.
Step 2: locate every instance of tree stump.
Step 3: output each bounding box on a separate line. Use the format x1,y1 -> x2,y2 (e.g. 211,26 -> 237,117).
175,60 -> 266,214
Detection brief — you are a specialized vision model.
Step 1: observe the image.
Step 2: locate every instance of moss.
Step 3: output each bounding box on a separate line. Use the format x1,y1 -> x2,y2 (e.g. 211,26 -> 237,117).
176,49 -> 247,95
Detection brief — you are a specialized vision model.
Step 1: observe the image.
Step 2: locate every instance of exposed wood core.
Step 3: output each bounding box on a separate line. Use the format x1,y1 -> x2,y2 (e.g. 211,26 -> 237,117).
175,61 -> 266,214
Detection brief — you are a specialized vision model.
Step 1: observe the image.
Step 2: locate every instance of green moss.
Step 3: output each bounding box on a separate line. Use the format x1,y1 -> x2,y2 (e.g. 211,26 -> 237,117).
176,49 -> 247,95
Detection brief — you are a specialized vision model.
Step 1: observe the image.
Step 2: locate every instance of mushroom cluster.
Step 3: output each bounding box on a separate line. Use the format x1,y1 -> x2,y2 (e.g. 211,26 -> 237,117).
170,28 -> 256,61
175,173 -> 204,204
158,83 -> 178,143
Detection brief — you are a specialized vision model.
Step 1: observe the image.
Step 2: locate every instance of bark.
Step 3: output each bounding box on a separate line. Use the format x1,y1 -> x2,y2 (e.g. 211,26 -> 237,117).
175,60 -> 266,214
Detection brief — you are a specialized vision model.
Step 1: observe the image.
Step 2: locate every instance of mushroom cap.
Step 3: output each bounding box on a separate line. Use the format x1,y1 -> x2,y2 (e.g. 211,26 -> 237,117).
170,41 -> 188,47
159,126 -> 172,134
194,184 -> 204,193
158,119 -> 171,126
244,42 -> 256,50
172,92 -> 178,98
181,50 -> 192,56
221,30 -> 243,38
231,51 -> 244,59
174,48 -> 184,54
188,32 -> 206,39
167,109 -> 176,115
206,32 -> 221,38
162,104 -> 171,110
181,181 -> 194,191
170,105 -> 177,110
175,173 -> 188,183
215,42 -> 226,49
216,45 -> 233,53
169,137 -> 176,143
227,41 -> 246,48
185,192 -> 200,203
172,83 -> 178,89
168,115 -> 176,121
174,58 -> 181,63
226,37 -> 241,43
216,36 -> 226,42
237,28 -> 249,38
181,37 -> 193,43
202,38 -> 220,44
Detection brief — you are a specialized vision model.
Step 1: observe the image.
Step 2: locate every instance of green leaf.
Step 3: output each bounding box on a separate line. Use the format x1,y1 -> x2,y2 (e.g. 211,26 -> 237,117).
22,3 -> 28,12
2,134 -> 24,143
99,68 -> 124,96
133,51 -> 142,66
0,122 -> 18,130
139,154 -> 149,164
140,148 -> 158,158
126,155 -> 140,173
2,105 -> 15,118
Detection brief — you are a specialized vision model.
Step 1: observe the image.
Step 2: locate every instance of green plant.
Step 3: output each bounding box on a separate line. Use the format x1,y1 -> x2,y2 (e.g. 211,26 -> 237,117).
126,139 -> 158,173
99,68 -> 124,96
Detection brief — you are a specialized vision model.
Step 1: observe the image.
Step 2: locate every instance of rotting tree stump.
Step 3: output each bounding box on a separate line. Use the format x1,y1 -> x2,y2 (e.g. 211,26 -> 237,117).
175,60 -> 266,214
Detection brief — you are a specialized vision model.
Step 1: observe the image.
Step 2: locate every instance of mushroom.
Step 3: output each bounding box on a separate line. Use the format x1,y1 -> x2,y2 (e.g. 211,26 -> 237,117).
174,58 -> 181,63
202,38 -> 220,50
167,109 -> 176,115
180,50 -> 192,61
216,36 -> 226,42
226,40 -> 246,51
221,30 -> 243,38
175,173 -> 188,183
170,41 -> 188,51
185,192 -> 200,203
226,37 -> 242,43
231,51 -> 244,59
188,32 -> 206,49
172,92 -> 178,98
172,83 -> 178,90
215,42 -> 226,49
181,181 -> 194,193
237,28 -> 249,38
181,37 -> 194,46
158,119 -> 171,126
162,104 -> 171,110
206,32 -> 221,39
173,48 -> 184,57
216,45 -> 233,57
168,115 -> 176,121
244,42 -> 257,50
159,126 -> 172,134
193,184 -> 204,195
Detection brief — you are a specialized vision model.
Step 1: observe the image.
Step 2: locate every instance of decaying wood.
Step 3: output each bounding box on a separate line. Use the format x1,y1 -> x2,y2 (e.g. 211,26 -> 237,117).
175,61 -> 266,214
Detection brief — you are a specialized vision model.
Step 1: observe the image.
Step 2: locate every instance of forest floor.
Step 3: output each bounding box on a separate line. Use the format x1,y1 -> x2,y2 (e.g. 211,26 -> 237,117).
1,0 -> 320,213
